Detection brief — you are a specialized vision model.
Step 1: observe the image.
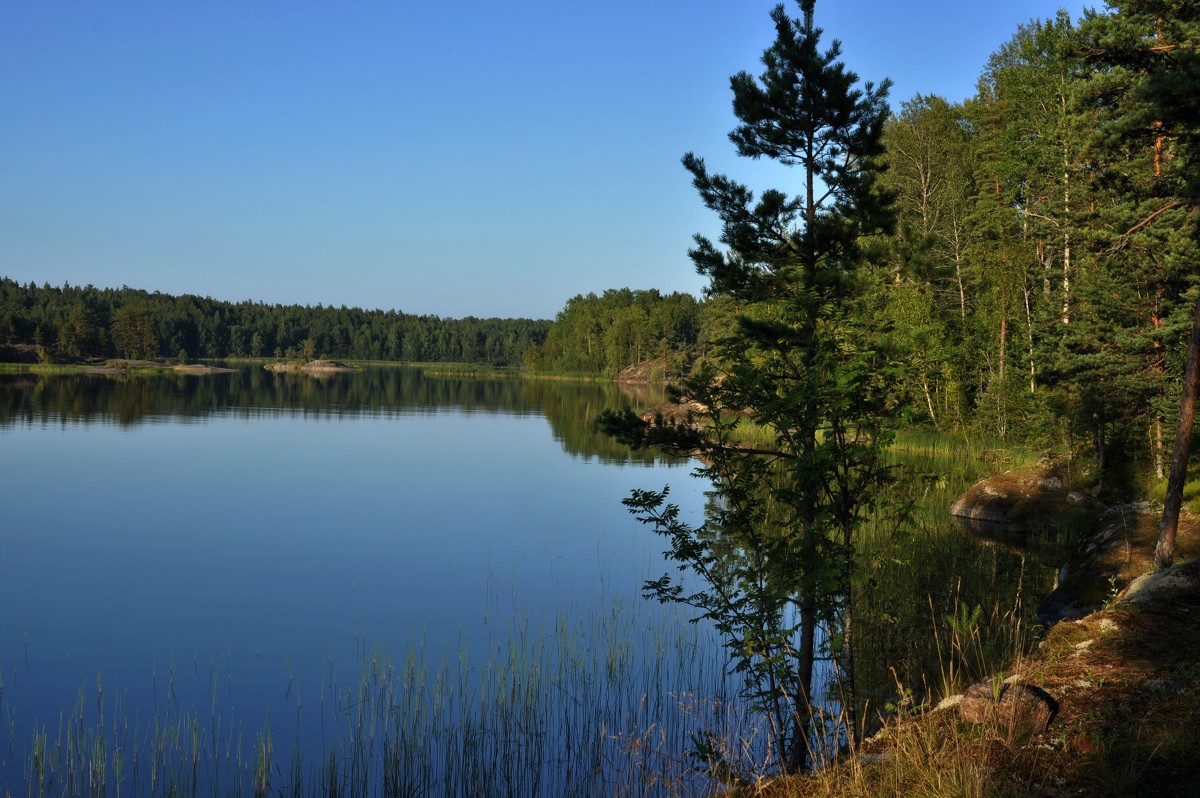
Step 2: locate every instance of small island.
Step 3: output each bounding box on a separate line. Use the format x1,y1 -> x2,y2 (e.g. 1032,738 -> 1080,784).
82,359 -> 237,376
265,359 -> 356,375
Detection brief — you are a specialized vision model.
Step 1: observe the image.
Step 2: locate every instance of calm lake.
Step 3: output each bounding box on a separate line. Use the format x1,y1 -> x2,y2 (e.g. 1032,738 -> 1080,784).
1,366 -> 740,795
0,364 -> 1052,796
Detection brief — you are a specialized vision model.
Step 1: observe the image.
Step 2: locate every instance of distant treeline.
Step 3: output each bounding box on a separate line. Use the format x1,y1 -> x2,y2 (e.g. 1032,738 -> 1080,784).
522,288 -> 712,376
0,278 -> 549,367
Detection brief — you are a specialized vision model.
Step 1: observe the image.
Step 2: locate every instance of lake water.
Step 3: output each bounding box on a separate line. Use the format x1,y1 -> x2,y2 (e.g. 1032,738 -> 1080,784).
0,365 -> 1054,796
0,366 -> 741,796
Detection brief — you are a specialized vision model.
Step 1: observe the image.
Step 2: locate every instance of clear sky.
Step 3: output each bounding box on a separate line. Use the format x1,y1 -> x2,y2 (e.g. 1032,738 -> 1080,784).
1,1 -> 1096,320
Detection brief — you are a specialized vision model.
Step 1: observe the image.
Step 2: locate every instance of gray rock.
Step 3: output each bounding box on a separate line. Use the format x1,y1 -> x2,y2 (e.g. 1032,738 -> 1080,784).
1119,565 -> 1199,606
959,681 -> 1057,739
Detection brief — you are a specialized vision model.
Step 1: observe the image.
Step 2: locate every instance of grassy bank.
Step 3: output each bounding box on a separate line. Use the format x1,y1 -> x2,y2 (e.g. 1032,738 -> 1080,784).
0,360 -> 219,376
749,512 -> 1200,797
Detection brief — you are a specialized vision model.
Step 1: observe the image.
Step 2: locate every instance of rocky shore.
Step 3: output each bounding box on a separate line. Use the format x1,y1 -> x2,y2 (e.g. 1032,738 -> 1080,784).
265,359 -> 356,374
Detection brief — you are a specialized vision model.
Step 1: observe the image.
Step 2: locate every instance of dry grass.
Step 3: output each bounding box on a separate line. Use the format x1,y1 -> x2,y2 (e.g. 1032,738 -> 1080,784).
740,516 -> 1200,798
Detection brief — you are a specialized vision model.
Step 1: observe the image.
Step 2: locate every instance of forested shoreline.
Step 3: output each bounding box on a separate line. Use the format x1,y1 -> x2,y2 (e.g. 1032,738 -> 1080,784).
0,278 -> 549,367
540,8 -> 1200,498
3,1 -> 1200,792
521,288 -> 705,376
871,9 -> 1197,492
586,0 -> 1200,787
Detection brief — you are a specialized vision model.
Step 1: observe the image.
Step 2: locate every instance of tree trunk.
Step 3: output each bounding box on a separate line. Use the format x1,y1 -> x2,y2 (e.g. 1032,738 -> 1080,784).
1062,135 -> 1072,326
1156,294 -> 1200,569
841,582 -> 859,750
999,314 -> 1007,384
997,311 -> 1009,440
922,378 -> 940,430
952,223 -> 967,322
1062,226 -> 1071,325
1153,416 -> 1165,480
1038,239 -> 1051,296
789,601 -> 817,773
1150,285 -> 1169,479
1023,280 -> 1036,394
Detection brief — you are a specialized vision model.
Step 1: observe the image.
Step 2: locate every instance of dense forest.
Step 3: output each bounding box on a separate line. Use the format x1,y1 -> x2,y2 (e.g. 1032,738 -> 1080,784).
596,0 -> 1200,777
0,279 -> 548,367
866,9 -> 1197,489
521,288 -> 704,376
539,9 -> 1199,493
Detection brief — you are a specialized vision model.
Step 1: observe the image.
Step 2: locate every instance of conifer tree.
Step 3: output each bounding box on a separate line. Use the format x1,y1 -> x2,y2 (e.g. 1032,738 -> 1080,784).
1077,1 -> 1200,566
965,13 -> 1089,443
603,0 -> 895,774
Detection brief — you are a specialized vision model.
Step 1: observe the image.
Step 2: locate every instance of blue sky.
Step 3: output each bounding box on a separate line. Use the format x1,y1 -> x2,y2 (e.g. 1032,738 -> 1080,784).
1,1 -> 1095,319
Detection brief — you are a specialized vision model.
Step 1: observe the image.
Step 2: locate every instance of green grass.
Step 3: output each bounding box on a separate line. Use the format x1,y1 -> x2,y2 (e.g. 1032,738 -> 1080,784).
890,427 -> 1045,471
709,423 -> 1047,471
1149,471 -> 1200,514
851,432 -> 1054,713
512,369 -> 613,382
0,361 -> 183,377
0,362 -> 98,376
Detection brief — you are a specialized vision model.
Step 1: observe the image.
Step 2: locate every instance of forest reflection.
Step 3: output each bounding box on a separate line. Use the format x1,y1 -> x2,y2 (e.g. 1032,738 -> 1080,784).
0,365 -> 678,465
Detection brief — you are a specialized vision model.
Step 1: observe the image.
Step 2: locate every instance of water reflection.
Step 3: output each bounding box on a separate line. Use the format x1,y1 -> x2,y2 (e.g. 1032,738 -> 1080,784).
850,450 -> 1057,723
0,365 -> 676,465
0,369 -> 1057,788
0,366 -> 712,795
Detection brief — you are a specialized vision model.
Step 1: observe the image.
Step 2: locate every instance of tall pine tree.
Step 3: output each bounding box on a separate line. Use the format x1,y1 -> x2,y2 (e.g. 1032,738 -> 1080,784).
1077,1 -> 1200,565
603,0 -> 895,774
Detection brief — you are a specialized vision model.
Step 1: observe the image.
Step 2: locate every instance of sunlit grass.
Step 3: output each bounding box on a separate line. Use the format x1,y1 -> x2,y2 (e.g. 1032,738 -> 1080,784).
0,363 -> 97,375
717,423 -> 1046,472
1148,467 -> 1200,514
889,428 -> 1044,470
0,361 -> 185,377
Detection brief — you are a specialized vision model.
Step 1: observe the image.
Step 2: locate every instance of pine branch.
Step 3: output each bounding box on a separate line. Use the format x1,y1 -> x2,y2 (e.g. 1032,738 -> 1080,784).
1103,199 -> 1187,254
1021,209 -> 1063,228
1147,43 -> 1200,54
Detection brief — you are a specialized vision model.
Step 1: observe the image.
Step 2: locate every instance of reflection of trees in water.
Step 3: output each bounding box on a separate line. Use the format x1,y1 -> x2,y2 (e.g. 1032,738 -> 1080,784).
0,367 -> 680,465
849,452 -> 1056,723
657,449 -> 1053,753
613,380 -> 662,407
520,380 -> 674,465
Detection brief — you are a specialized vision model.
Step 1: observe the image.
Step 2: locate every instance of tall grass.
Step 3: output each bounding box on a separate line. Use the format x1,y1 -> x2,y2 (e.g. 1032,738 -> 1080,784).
851,433 -> 1052,724
0,363 -> 97,376
4,593 -> 750,797
724,424 -> 1046,478
889,427 -> 1044,471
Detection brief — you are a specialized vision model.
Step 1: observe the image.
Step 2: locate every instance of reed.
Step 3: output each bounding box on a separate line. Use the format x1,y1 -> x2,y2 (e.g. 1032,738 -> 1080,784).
2,428 -> 1050,795
4,592 -> 745,797
849,435 -> 1053,722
